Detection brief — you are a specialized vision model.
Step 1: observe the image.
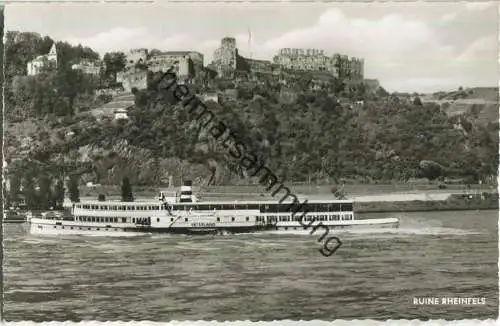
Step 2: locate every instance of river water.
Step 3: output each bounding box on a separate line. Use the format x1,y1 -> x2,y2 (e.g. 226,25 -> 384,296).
3,210 -> 498,321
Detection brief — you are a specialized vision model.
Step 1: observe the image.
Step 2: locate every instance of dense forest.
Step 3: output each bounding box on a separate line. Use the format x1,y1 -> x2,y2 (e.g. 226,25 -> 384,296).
4,32 -> 499,208
123,81 -> 499,185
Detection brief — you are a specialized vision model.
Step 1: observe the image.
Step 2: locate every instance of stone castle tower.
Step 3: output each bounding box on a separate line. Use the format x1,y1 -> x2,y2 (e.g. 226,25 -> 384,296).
220,37 -> 237,68
212,37 -> 238,76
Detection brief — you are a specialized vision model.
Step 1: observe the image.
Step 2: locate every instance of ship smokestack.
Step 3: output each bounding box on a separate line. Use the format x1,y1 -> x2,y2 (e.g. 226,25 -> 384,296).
179,180 -> 193,202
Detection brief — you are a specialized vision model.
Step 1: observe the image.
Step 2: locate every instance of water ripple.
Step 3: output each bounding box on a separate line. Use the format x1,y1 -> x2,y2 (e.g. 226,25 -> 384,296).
3,210 -> 498,321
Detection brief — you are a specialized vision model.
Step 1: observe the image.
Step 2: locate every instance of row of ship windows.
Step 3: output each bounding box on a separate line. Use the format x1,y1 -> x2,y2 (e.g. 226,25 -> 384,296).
74,215 -> 352,224
286,214 -> 352,221
75,216 -> 151,224
73,216 -> 253,223
75,203 -> 354,213
39,225 -> 120,231
171,215 -> 352,223
76,216 -> 123,223
171,217 -> 251,222
257,214 -> 353,222
77,205 -> 161,211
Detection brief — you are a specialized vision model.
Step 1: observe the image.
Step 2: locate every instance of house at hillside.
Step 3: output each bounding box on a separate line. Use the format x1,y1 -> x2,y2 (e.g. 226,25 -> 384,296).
27,43 -> 58,76
91,93 -> 135,120
117,67 -> 148,92
148,51 -> 204,79
72,59 -> 102,76
114,108 -> 129,120
95,85 -> 125,97
125,48 -> 148,69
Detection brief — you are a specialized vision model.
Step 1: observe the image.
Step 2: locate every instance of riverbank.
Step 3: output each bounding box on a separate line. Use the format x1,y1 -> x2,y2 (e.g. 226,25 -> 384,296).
356,193 -> 498,213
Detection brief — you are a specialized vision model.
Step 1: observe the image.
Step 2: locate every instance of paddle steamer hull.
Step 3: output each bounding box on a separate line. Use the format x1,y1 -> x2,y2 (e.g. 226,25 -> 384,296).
29,216 -> 399,237
265,217 -> 399,234
29,218 -> 147,237
28,218 -> 276,237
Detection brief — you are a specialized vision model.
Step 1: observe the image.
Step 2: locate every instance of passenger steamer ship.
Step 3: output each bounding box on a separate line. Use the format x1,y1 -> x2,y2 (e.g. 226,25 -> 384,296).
29,181 -> 399,237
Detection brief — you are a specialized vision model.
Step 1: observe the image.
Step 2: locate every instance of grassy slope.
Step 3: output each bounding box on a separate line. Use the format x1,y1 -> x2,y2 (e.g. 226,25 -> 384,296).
423,87 -> 499,125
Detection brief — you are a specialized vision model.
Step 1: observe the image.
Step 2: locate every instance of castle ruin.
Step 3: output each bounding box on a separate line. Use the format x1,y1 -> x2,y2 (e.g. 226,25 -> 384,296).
210,37 -> 364,82
212,37 -> 238,77
117,48 -> 205,92
274,48 -> 364,80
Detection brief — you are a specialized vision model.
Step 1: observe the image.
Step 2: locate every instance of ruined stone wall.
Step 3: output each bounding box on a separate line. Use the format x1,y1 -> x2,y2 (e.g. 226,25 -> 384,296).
273,48 -> 364,80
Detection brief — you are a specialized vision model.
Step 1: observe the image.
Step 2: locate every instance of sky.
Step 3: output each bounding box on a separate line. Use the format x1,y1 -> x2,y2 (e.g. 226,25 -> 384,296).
4,2 -> 499,93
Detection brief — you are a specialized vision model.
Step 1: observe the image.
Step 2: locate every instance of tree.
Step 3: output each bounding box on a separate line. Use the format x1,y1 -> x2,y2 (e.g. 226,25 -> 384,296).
22,175 -> 37,209
98,194 -> 106,201
413,96 -> 423,106
54,178 -> 65,209
38,173 -> 53,210
67,175 -> 80,203
121,177 -> 134,202
103,52 -> 126,82
148,49 -> 162,58
419,160 -> 445,181
9,173 -> 22,205
376,87 -> 389,97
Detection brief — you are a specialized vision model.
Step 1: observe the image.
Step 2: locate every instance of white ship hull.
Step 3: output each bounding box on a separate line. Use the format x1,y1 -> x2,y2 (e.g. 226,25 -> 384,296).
29,218 -> 149,237
264,217 -> 399,234
28,216 -> 399,237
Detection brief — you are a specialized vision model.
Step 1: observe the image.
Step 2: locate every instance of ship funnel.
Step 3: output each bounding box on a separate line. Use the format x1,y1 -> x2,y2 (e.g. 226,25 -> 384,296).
179,180 -> 193,203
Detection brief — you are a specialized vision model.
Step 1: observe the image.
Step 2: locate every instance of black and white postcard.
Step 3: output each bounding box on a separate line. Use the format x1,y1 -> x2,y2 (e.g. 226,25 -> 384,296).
2,2 -> 498,324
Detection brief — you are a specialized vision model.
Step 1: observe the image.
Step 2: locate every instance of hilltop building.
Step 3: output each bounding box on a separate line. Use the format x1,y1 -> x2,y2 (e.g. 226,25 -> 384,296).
115,48 -> 149,92
117,67 -> 148,92
117,48 -> 205,92
91,93 -> 135,120
211,37 -> 278,78
125,48 -> 148,68
210,37 -> 364,82
244,58 -> 279,75
273,48 -> 364,80
114,108 -> 129,120
71,59 -> 102,76
27,43 -> 58,76
95,85 -> 125,97
364,79 -> 381,94
212,37 -> 238,76
148,51 -> 204,79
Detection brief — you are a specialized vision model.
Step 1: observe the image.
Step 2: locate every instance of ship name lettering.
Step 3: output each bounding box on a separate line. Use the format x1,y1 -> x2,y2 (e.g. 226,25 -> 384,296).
191,223 -> 216,228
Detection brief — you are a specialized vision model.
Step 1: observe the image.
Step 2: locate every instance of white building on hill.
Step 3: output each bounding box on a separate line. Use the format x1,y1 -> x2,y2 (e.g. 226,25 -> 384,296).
114,108 -> 129,120
71,59 -> 102,76
91,93 -> 134,120
27,43 -> 58,76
